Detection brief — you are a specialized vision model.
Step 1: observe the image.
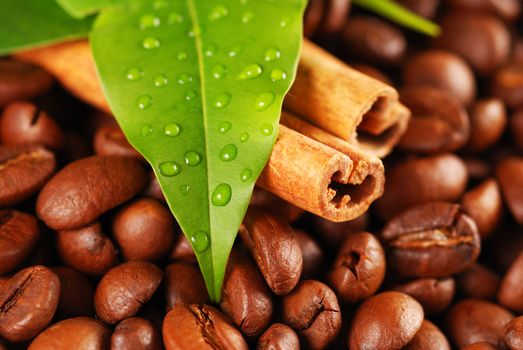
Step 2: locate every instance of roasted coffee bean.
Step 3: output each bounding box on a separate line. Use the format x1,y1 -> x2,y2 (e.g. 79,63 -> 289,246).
163,304 -> 248,350
457,263 -> 500,300
313,212 -> 368,248
112,198 -> 175,262
28,317 -> 111,350
461,342 -> 499,350
463,157 -> 492,181
317,0 -> 351,34
0,59 -> 53,107
95,261 -> 163,324
0,210 -> 39,274
398,85 -> 469,153
446,0 -> 521,22
467,99 -> 507,154
165,262 -> 208,309
511,109 -> 523,152
250,188 -> 304,223
496,157 -> 523,225
143,172 -> 166,202
381,202 -> 480,278
349,291 -> 424,350
447,299 -> 513,349
303,0 -> 324,37
498,251 -> 523,313
111,317 -> 162,350
56,222 -> 117,277
0,144 -> 56,207
220,249 -> 273,338
351,63 -> 392,85
0,266 -> 60,342
396,0 -> 439,18
461,178 -> 503,239
257,323 -> 300,350
375,154 -> 468,220
505,316 -> 523,350
52,267 -> 95,319
491,64 -> 523,109
327,232 -> 385,304
281,280 -> 341,350
392,277 -> 455,315
239,209 -> 302,295
93,125 -> 143,161
402,320 -> 450,350
295,230 -> 324,277
342,16 -> 406,66
169,233 -> 196,263
37,155 -> 147,230
403,50 -> 476,106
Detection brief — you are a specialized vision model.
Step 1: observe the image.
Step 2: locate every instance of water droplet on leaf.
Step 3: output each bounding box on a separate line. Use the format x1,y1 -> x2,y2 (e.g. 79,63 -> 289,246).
209,5 -> 229,21
177,52 -> 187,60
139,15 -> 160,29
240,169 -> 252,182
184,151 -> 202,166
154,75 -> 168,87
260,123 -> 274,135
212,183 -> 232,206
191,231 -> 209,252
185,90 -> 198,100
204,43 -> 217,57
264,48 -> 281,61
164,123 -> 181,136
280,16 -> 290,27
240,132 -> 249,142
242,11 -> 254,23
239,64 -> 263,80
270,69 -> 287,81
143,37 -> 160,50
137,95 -> 152,110
179,185 -> 189,195
219,121 -> 232,133
168,12 -> 183,24
176,73 -> 193,85
254,92 -> 275,111
213,93 -> 231,108
219,144 -> 238,161
228,45 -> 242,57
159,161 -> 181,177
211,64 -> 226,79
126,67 -> 143,80
153,0 -> 169,9
141,124 -> 152,136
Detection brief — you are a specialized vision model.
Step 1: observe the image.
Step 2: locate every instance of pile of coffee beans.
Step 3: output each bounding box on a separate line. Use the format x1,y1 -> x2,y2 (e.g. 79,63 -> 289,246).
2,1 -> 523,349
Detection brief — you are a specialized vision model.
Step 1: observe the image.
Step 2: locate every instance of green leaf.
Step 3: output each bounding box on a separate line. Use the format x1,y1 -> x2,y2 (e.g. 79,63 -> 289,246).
91,0 -> 305,301
0,0 -> 93,55
56,0 -> 126,18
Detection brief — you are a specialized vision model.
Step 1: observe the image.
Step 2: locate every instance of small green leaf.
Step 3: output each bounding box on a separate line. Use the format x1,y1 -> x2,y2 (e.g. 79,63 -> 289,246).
91,0 -> 305,301
56,0 -> 126,18
0,0 -> 93,55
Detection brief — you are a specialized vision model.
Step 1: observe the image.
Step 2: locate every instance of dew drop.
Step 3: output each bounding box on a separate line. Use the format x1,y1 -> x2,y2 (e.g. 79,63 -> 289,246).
187,30 -> 195,38
159,161 -> 181,177
154,74 -> 168,87
260,123 -> 274,135
168,12 -> 184,24
176,73 -> 193,85
141,124 -> 152,136
185,90 -> 198,101
204,43 -> 217,57
153,0 -> 169,9
240,132 -> 249,142
211,183 -> 232,206
137,95 -> 152,110
177,52 -> 187,61
264,48 -> 281,61
143,37 -> 160,50
213,93 -> 231,108
240,168 -> 252,182
164,123 -> 181,136
190,231 -> 209,252
241,11 -> 254,23
239,64 -> 263,80
228,45 -> 242,57
280,16 -> 290,27
219,121 -> 232,133
211,64 -> 227,79
219,144 -> 238,161
180,184 -> 190,195
254,92 -> 275,111
126,67 -> 143,80
270,69 -> 287,82
184,151 -> 202,166
139,14 -> 160,29
209,5 -> 229,21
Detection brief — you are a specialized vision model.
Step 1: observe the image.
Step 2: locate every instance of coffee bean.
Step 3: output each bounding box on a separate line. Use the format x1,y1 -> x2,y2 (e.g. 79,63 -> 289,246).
505,316 -> 523,350
392,277 -> 455,315
313,212 -> 368,248
95,261 -> 163,324
446,0 -> 521,22
447,299 -> 513,349
0,266 -> 60,342
351,63 -> 391,85
403,50 -> 476,106
461,342 -> 499,350
220,249 -> 273,338
93,125 -> 143,161
303,0 -> 324,37
169,233 -> 196,263
457,263 -> 500,300
295,230 -> 324,277
396,0 -> 440,18
56,222 -> 117,277
239,209 -> 302,295
467,98 -> 507,153
51,267 -> 95,319
318,0 -> 351,34
402,320 -> 450,350
491,64 -> 523,109
327,232 -> 385,304
27,317 -> 111,350
375,154 -> 468,220
111,317 -> 162,350
165,262 -> 208,309
496,157 -> 523,225
349,291 -> 424,350
463,157 -> 492,181
281,280 -> 341,350
37,155 -> 146,230
435,13 -> 510,75
511,109 -> 523,152
250,188 -> 304,223
0,210 -> 39,274
162,304 -> 248,350
0,144 -> 56,207
257,323 -> 300,350
381,202 -> 480,278
0,59 -> 53,107
112,198 -> 175,262
498,251 -> 523,313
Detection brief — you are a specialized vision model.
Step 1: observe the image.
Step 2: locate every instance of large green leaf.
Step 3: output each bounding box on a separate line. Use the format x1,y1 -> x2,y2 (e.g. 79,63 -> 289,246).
91,0 -> 305,301
0,0 -> 93,55
56,0 -> 126,18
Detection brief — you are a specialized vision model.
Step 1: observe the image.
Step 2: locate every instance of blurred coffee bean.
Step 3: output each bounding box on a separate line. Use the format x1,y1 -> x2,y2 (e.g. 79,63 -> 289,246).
303,0 -> 324,37
93,125 -> 143,161
342,16 -> 406,66
112,198 -> 175,262
511,109 -> 523,151
111,317 -> 162,350
496,157 -> 523,224
28,317 -> 111,350
351,63 -> 392,84
95,261 -> 163,324
467,98 -> 507,152
0,144 -> 56,207
0,102 -> 64,150
498,251 -> 523,313
461,342 -> 499,350
327,232 -> 385,304
250,188 -> 304,223
398,85 -> 469,153
318,0 -> 351,34
403,50 -> 476,105
295,229 -> 324,277
375,154 -> 468,220
392,277 -> 455,315
220,249 -> 273,338
446,0 -> 521,22
56,222 -> 117,277
162,304 -> 248,350
0,59 -> 53,107
0,210 -> 39,274
52,267 -> 95,319
463,157 -> 492,181
491,63 -> 523,109
447,299 -> 513,349
37,155 -> 146,230
381,202 -> 480,278
169,233 -> 196,263
461,178 -> 503,239
257,323 -> 300,350
143,172 -> 165,202
281,280 -> 341,350
402,320 -> 450,350
0,266 -> 60,342
505,316 -> 523,350
396,0 -> 440,18
164,262 -> 208,309
239,209 -> 302,295
349,291 -> 424,350
313,212 -> 368,248
435,13 -> 510,75
457,263 -> 500,300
